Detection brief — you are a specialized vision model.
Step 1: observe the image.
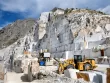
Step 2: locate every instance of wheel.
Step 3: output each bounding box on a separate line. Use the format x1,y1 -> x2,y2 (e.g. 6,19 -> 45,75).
66,64 -> 74,69
84,63 -> 92,71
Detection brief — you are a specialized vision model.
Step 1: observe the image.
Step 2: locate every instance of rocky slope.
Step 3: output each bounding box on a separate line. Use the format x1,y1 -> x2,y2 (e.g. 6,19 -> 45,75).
0,18 -> 37,49
0,18 -> 39,70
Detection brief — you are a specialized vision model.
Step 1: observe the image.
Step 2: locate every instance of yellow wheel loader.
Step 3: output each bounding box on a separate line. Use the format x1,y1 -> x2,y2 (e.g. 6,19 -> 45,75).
55,55 -> 97,74
54,59 -> 75,74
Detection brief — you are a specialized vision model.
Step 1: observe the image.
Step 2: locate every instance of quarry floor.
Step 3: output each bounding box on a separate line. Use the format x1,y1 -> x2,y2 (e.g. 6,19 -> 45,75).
6,72 -> 54,83
5,64 -> 108,83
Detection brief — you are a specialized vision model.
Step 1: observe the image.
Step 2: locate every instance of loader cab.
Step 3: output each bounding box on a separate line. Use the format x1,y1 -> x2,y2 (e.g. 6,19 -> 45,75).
74,55 -> 83,68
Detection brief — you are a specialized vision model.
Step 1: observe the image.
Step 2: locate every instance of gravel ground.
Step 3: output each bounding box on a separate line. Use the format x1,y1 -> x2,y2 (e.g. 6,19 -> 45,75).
4,63 -> 109,83
6,71 -> 93,83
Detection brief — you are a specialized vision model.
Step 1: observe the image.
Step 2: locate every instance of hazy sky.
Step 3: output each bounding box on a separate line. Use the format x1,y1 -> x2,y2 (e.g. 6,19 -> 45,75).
0,0 -> 110,28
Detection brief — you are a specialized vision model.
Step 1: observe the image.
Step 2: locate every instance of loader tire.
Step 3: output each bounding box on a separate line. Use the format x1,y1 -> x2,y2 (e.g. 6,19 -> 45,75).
66,65 -> 74,69
84,63 -> 92,71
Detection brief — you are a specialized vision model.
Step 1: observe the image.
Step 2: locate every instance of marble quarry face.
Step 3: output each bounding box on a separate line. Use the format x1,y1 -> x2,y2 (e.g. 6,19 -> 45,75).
37,9 -> 110,58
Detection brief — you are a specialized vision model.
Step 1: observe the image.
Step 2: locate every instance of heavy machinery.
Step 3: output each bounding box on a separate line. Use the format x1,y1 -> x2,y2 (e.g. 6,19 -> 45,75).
38,52 -> 46,66
38,52 -> 54,66
54,58 -> 75,74
55,55 -> 97,74
74,55 -> 97,70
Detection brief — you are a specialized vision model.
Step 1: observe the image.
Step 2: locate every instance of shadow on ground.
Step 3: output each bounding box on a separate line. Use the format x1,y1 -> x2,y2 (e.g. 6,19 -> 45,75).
21,74 -> 29,82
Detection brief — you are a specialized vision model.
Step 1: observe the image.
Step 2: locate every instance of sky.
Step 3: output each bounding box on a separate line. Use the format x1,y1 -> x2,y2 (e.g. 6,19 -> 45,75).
0,0 -> 110,28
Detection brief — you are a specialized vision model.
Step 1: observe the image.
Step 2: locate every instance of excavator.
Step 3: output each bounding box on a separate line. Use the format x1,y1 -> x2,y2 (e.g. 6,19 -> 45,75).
54,55 -> 97,74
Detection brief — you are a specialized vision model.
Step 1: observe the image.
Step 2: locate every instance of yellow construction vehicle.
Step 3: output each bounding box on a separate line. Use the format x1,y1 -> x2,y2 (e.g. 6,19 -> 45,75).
54,58 -> 75,74
55,55 -> 97,74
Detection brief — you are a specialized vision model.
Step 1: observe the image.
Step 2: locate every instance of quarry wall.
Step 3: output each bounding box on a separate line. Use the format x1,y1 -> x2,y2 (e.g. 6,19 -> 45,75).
37,9 -> 110,58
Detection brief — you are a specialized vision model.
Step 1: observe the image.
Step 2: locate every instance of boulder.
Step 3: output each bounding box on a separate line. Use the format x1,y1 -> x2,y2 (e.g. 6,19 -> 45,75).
94,71 -> 106,83
105,24 -> 110,31
28,64 -> 33,82
95,25 -> 102,33
21,58 -> 39,74
31,59 -> 39,76
80,71 -> 99,83
27,58 -> 39,81
0,72 -> 4,80
21,58 -> 31,74
81,71 -> 106,83
64,69 -> 79,79
107,68 -> 110,83
76,72 -> 90,82
14,60 -> 22,73
64,69 -> 105,83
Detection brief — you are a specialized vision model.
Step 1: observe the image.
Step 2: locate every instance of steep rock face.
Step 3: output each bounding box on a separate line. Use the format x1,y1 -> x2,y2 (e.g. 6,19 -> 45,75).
38,12 -> 50,39
0,19 -> 37,49
37,9 -> 110,58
